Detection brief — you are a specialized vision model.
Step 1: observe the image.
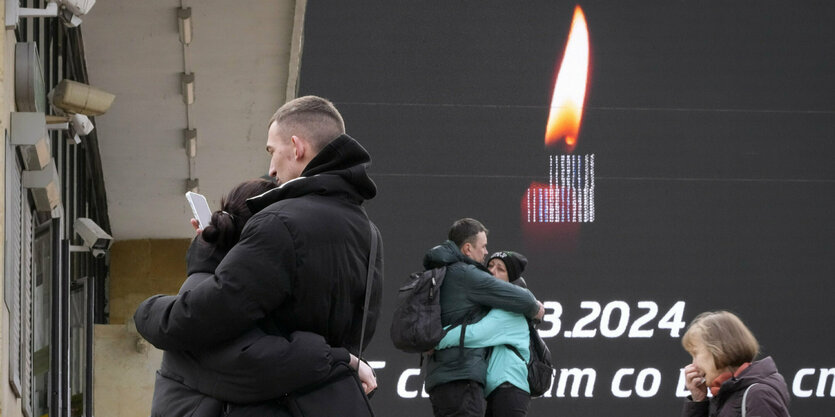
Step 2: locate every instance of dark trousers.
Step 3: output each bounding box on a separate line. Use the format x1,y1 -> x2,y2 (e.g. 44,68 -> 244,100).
429,380 -> 485,417
486,384 -> 530,417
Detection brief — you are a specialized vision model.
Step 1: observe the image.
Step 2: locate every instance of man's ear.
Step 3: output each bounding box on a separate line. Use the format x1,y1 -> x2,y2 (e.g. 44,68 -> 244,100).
460,242 -> 471,257
291,135 -> 306,160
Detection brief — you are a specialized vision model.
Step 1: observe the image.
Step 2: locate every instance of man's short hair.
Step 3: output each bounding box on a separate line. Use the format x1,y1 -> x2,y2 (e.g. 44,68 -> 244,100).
269,95 -> 346,153
448,218 -> 488,248
681,311 -> 759,369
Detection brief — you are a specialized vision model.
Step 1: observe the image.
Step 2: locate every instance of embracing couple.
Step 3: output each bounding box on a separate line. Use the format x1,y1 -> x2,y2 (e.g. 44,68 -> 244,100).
134,96 -> 383,417
424,218 -> 546,417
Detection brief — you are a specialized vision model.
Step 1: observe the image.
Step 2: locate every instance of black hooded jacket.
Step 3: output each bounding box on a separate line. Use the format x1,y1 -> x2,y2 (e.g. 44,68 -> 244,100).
135,135 -> 383,413
149,238 -> 354,417
681,356 -> 791,417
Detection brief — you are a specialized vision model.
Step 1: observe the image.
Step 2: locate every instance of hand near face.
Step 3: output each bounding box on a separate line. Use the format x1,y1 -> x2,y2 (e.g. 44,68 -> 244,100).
684,363 -> 707,402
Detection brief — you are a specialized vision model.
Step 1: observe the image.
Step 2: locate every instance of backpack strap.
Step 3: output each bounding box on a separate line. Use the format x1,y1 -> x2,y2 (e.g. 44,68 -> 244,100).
358,218 -> 378,360
457,309 -> 479,360
741,383 -> 758,417
505,344 -> 526,362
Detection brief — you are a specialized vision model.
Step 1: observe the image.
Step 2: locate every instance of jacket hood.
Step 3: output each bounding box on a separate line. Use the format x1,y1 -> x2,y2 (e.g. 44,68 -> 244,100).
186,237 -> 227,275
246,134 -> 377,214
423,240 -> 487,270
718,356 -> 791,406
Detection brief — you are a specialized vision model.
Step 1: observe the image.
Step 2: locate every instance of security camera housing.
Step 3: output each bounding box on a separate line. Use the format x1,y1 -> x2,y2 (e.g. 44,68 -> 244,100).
6,0 -> 96,29
74,217 -> 112,257
58,0 -> 96,17
59,9 -> 82,27
70,113 -> 94,136
51,79 -> 115,116
58,0 -> 95,27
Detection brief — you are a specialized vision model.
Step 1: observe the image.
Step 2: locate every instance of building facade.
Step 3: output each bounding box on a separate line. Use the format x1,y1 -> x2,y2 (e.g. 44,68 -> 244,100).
2,2 -> 109,416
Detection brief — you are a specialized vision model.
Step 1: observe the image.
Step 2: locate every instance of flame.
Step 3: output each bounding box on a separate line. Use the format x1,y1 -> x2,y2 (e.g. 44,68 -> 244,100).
545,6 -> 589,151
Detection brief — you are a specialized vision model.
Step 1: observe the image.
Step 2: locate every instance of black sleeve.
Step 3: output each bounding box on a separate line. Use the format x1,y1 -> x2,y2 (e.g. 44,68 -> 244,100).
680,396 -> 709,417
184,235 -> 226,276
192,330 -> 351,403
134,212 -> 296,350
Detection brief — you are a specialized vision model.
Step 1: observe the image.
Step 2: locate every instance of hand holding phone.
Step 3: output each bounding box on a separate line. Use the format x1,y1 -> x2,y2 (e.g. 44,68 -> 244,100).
185,192 -> 212,230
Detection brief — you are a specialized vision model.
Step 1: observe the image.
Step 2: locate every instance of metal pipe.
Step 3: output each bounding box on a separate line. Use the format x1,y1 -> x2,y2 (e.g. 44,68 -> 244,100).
85,275 -> 94,416
50,219 -> 61,417
61,239 -> 70,417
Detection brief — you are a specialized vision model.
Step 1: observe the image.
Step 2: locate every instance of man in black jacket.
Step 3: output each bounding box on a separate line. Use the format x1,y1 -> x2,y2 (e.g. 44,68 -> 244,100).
135,96 -> 383,414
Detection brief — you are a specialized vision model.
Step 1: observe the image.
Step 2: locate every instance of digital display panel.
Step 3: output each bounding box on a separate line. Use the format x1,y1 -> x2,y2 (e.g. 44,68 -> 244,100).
299,1 -> 835,415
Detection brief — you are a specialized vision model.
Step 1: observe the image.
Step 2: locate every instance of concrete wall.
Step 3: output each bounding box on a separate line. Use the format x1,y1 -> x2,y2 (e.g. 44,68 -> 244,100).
107,239 -> 190,325
82,0 -> 299,240
93,238 -> 188,416
93,324 -> 163,417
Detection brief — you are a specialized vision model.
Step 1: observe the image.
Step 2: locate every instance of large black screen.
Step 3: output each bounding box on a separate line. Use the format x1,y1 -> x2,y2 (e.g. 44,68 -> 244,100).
299,1 -> 835,415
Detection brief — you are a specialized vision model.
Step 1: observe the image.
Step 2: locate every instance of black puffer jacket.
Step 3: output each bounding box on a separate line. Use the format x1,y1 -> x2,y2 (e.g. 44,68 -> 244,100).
149,238 -> 353,417
681,356 -> 791,417
135,135 -> 383,414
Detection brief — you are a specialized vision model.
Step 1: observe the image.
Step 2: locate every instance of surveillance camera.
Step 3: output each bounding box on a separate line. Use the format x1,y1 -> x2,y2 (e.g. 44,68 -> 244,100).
74,217 -> 112,257
58,0 -> 95,16
70,113 -> 94,136
57,0 -> 95,27
45,114 -> 91,144
51,79 -> 115,116
6,0 -> 95,29
58,9 -> 83,27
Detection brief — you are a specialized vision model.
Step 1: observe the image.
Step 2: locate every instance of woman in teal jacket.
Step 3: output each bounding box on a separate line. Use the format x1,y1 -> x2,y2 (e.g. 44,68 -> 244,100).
437,251 -> 533,417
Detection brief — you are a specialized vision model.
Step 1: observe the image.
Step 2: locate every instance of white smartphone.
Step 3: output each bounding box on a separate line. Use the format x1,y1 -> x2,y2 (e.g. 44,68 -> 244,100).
185,191 -> 212,229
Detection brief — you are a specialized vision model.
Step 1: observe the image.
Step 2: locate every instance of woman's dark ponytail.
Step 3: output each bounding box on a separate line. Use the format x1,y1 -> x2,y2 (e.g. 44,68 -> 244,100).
200,210 -> 238,250
200,179 -> 277,252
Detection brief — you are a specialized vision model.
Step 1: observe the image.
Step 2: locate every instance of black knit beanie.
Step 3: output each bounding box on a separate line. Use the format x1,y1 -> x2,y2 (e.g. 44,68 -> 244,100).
488,251 -> 528,282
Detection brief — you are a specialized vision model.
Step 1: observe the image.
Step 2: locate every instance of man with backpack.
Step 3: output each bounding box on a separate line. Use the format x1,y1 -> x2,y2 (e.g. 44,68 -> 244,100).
422,218 -> 544,417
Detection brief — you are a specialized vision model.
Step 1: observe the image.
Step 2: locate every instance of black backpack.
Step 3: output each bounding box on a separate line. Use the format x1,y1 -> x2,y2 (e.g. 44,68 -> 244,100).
390,267 -> 447,353
507,321 -> 555,397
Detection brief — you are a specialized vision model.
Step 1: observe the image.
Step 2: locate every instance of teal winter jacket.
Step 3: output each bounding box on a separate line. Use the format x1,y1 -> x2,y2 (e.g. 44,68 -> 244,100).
438,308 -> 530,396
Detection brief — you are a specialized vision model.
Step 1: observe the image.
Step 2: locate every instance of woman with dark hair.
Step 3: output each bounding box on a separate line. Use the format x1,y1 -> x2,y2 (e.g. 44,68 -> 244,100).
437,250 -> 534,417
681,311 -> 790,417
198,179 -> 274,251
149,179 -> 370,417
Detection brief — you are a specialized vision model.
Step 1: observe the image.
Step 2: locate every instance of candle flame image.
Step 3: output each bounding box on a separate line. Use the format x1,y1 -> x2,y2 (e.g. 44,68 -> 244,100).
522,5 -> 593,254
544,5 -> 589,152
